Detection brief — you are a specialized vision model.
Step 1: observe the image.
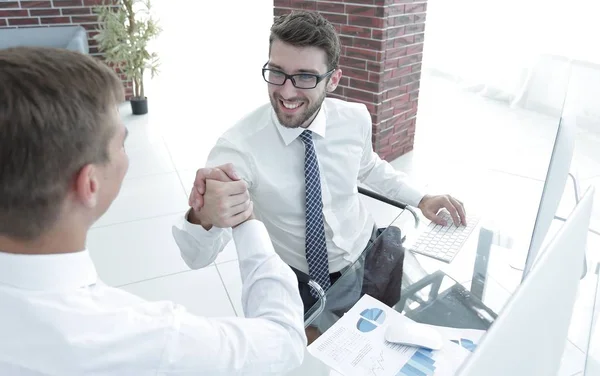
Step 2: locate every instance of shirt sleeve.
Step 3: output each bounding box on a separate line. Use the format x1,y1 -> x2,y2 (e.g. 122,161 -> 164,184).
161,220 -> 307,375
172,210 -> 232,269
356,105 -> 425,208
171,137 -> 257,270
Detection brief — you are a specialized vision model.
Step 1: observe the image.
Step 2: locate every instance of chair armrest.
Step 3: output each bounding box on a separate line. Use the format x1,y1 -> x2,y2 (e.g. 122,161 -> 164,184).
304,280 -> 327,328
358,186 -> 406,208
358,186 -> 420,227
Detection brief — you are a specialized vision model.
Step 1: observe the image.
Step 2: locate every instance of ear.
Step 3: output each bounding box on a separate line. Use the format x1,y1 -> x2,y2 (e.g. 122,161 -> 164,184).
326,68 -> 343,93
74,164 -> 99,208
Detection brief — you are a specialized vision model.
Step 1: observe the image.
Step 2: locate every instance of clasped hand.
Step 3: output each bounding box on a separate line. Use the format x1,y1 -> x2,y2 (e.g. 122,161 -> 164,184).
187,163 -> 254,229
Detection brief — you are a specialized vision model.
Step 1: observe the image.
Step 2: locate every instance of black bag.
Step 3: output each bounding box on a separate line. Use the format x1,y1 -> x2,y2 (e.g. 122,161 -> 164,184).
362,226 -> 405,307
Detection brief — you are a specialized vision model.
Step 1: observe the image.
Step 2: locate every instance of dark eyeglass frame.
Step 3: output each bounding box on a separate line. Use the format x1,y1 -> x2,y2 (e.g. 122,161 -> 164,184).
261,62 -> 335,89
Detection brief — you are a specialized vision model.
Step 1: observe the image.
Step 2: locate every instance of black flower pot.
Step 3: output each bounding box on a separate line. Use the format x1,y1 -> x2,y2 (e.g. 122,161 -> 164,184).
130,97 -> 148,115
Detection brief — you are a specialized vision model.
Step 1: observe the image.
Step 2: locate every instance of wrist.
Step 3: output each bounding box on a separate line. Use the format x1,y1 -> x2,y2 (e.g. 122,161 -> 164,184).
417,194 -> 431,210
187,209 -> 213,231
232,213 -> 256,229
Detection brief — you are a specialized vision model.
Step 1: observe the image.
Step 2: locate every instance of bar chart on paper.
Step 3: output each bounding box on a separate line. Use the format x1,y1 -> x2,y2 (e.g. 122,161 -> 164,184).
309,295 -> 472,376
396,348 -> 436,376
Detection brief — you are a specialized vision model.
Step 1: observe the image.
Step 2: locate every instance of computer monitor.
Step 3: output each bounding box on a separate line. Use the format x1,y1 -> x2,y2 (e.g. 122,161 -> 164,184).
510,67 -> 578,279
457,185 -> 595,376
522,110 -> 577,278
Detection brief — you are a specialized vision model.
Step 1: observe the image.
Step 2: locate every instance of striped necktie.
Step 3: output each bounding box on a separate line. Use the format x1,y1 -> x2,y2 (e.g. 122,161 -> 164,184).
299,130 -> 330,296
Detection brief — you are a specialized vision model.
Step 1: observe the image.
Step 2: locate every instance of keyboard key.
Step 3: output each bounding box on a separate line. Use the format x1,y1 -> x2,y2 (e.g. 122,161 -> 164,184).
409,214 -> 480,263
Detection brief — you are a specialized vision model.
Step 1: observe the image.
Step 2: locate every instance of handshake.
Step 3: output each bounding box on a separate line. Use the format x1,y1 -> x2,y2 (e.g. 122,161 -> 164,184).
187,163 -> 254,230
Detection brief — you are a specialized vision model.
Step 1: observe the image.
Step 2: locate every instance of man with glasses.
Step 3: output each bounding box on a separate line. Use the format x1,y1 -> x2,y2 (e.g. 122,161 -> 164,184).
173,10 -> 466,342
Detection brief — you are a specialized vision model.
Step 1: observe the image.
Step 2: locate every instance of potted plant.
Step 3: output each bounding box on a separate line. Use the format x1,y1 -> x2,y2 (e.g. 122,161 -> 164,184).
94,0 -> 161,115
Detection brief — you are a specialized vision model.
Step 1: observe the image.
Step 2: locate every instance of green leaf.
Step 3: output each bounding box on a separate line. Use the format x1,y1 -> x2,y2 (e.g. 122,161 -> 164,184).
93,0 -> 161,95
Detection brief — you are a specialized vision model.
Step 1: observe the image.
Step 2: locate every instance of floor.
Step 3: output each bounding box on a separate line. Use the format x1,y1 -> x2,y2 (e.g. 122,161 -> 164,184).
86,0 -> 600,374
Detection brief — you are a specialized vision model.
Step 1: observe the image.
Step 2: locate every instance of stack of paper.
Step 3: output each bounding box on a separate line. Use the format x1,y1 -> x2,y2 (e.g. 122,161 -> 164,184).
308,295 -> 485,376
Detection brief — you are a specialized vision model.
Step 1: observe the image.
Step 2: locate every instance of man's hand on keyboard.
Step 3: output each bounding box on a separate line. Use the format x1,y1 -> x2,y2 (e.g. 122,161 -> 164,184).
418,194 -> 467,226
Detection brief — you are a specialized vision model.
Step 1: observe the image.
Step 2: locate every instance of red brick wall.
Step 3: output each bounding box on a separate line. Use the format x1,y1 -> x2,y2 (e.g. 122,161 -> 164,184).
0,0 -> 133,99
273,0 -> 427,161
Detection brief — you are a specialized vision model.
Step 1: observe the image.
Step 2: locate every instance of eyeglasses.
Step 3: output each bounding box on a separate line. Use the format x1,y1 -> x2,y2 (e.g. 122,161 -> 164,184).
262,62 -> 335,89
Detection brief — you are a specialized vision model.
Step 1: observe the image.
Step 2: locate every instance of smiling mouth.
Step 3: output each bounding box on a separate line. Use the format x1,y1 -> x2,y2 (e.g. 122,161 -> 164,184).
279,99 -> 304,112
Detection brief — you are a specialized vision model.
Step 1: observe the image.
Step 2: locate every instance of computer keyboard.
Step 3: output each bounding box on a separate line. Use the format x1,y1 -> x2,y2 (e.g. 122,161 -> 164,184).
408,210 -> 480,263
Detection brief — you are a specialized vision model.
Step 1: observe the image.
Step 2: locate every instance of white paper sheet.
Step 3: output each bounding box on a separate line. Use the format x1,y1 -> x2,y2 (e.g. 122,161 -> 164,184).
308,295 -> 473,376
423,325 -> 486,354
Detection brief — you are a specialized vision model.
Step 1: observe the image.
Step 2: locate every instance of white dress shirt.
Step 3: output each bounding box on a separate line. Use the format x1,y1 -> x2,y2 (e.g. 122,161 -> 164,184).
172,98 -> 424,274
0,221 -> 306,375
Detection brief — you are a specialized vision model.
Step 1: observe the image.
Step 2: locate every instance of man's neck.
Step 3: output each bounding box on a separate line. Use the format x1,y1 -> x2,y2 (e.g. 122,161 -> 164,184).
0,226 -> 87,255
300,105 -> 323,129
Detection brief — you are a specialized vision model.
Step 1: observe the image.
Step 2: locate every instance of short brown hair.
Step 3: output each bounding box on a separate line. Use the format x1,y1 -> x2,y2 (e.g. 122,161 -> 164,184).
269,10 -> 341,70
0,47 -> 124,240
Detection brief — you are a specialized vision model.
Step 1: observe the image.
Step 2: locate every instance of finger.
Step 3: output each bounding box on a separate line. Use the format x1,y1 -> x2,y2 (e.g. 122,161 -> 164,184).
188,190 -> 195,208
428,210 -> 448,226
226,190 -> 250,209
206,180 -> 248,201
442,197 -> 461,226
188,189 -> 204,211
219,180 -> 248,196
193,168 -> 209,194
188,188 -> 194,207
217,193 -> 250,218
450,197 -> 467,225
205,168 -> 234,183
194,167 -> 236,193
229,201 -> 254,228
228,197 -> 252,217
217,163 -> 241,181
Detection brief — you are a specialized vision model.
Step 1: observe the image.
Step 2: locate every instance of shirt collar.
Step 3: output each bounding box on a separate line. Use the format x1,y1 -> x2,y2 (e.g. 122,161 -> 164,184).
0,249 -> 98,291
272,104 -> 327,146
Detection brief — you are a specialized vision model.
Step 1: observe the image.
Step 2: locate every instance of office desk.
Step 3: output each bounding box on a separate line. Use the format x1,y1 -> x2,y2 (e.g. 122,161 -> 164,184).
303,209 -> 501,334
302,171 -> 543,328
300,170 -> 563,374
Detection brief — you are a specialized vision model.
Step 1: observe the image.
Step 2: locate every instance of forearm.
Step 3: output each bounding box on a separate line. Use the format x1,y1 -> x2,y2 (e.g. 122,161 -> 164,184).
234,220 -> 306,343
171,210 -> 232,269
355,104 -> 425,207
164,309 -> 305,375
162,220 -> 307,374
360,154 -> 424,208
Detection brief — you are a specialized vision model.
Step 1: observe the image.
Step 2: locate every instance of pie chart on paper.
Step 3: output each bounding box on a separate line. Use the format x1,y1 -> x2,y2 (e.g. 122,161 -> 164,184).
360,308 -> 386,324
356,308 -> 386,333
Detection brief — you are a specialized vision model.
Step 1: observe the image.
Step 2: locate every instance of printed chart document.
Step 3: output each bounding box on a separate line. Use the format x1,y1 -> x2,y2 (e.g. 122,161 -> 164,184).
424,326 -> 485,354
308,295 -> 476,376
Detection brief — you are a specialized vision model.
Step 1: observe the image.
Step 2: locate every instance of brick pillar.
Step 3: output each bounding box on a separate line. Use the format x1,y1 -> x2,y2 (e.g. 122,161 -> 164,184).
0,0 -> 133,99
273,0 -> 426,161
